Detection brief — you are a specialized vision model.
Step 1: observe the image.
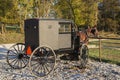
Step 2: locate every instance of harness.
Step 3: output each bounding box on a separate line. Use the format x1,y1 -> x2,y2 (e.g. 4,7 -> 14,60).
84,30 -> 89,44
79,30 -> 89,44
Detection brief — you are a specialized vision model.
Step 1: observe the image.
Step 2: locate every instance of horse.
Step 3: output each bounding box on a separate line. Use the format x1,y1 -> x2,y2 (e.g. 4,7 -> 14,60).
62,26 -> 98,61
72,26 -> 98,60
76,26 -> 98,45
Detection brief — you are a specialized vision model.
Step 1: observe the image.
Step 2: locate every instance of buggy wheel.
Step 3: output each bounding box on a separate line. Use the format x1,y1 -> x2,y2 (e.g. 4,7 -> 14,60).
6,43 -> 29,69
79,44 -> 89,68
29,46 -> 56,77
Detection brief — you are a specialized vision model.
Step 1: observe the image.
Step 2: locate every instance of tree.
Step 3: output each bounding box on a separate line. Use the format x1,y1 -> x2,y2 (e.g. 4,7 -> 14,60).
54,0 -> 99,27
0,0 -> 14,33
82,0 -> 99,26
17,0 -> 34,33
98,0 -> 120,32
54,0 -> 84,25
32,0 -> 55,18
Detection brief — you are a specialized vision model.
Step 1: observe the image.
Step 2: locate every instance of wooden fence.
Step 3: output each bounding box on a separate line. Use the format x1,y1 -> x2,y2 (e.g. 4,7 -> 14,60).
89,37 -> 120,62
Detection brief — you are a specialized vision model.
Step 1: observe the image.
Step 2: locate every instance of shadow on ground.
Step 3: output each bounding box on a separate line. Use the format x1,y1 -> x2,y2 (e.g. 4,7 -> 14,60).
0,48 -> 7,60
59,52 -> 79,61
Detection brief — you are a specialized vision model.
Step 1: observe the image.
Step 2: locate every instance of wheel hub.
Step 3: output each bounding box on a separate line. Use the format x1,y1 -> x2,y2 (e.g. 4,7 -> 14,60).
39,58 -> 47,65
18,53 -> 24,59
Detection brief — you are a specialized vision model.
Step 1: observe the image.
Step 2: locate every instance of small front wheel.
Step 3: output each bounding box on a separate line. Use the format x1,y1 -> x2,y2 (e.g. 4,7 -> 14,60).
79,44 -> 89,68
29,46 -> 56,77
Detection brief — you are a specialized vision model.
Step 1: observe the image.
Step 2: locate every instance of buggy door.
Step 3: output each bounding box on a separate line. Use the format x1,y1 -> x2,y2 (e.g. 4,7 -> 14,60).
59,22 -> 72,49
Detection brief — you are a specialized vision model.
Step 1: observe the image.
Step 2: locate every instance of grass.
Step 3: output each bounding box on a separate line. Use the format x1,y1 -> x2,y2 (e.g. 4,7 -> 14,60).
89,37 -> 120,65
89,48 -> 120,66
99,31 -> 120,38
89,39 -> 120,48
0,32 -> 24,44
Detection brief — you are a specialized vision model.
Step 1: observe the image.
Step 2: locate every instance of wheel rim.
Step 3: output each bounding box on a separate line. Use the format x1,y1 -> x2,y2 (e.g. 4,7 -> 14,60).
29,46 -> 56,77
7,43 -> 29,69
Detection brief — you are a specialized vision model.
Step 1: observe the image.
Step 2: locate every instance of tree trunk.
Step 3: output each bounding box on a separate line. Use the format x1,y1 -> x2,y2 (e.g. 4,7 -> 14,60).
4,24 -> 6,33
20,21 -> 24,33
1,24 -> 4,34
66,1 -> 76,23
1,23 -> 6,34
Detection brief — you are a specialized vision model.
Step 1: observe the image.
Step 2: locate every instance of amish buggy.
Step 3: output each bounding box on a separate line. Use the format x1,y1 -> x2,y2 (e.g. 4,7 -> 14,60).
6,18 -> 98,77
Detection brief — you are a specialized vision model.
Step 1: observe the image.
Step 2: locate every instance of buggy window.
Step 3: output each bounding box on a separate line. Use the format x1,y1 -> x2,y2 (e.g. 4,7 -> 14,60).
59,23 -> 71,33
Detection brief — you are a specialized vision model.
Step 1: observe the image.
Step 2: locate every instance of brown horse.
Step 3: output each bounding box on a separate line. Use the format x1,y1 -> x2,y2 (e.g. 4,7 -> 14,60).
76,26 -> 98,45
71,26 -> 98,61
63,26 -> 98,61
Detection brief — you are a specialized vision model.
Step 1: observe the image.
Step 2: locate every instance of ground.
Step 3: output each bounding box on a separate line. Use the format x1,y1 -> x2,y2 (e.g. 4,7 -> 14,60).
0,44 -> 120,80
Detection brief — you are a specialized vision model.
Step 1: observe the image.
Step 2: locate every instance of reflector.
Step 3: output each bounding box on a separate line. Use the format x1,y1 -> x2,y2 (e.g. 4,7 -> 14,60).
26,46 -> 32,55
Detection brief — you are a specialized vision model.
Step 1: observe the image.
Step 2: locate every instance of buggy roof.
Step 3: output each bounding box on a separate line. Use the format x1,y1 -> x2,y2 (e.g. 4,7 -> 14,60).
25,18 -> 73,23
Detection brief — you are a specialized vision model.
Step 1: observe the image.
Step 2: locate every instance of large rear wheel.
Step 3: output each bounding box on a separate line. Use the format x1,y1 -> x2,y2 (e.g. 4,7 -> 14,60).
29,46 -> 56,77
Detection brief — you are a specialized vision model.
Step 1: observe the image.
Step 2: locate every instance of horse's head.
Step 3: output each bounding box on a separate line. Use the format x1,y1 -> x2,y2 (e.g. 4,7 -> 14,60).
90,26 -> 99,37
87,26 -> 99,37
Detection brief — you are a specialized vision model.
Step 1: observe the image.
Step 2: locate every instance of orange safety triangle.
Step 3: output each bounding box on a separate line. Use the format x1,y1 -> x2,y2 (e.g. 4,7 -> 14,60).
26,46 -> 32,55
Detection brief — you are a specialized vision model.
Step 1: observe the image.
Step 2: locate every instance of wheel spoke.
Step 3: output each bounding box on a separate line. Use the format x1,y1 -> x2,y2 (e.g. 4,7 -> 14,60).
39,64 -> 43,74
19,60 -> 22,68
31,61 -> 39,67
13,46 -> 19,54
42,65 -> 46,75
46,62 -> 54,68
17,44 -> 20,51
9,58 -> 17,64
44,51 -> 50,58
17,60 -> 20,67
8,55 -> 17,60
33,63 -> 39,69
21,58 -> 27,66
9,50 -> 17,55
21,45 -> 25,52
39,65 -> 43,74
12,59 -> 18,67
47,58 -> 55,63
19,59 -> 23,68
44,64 -> 50,73
8,54 -> 16,56
36,64 -> 43,74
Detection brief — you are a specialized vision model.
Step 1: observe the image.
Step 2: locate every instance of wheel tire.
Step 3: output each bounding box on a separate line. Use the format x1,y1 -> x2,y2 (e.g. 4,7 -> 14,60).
29,46 -> 56,77
6,43 -> 29,69
79,44 -> 89,68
